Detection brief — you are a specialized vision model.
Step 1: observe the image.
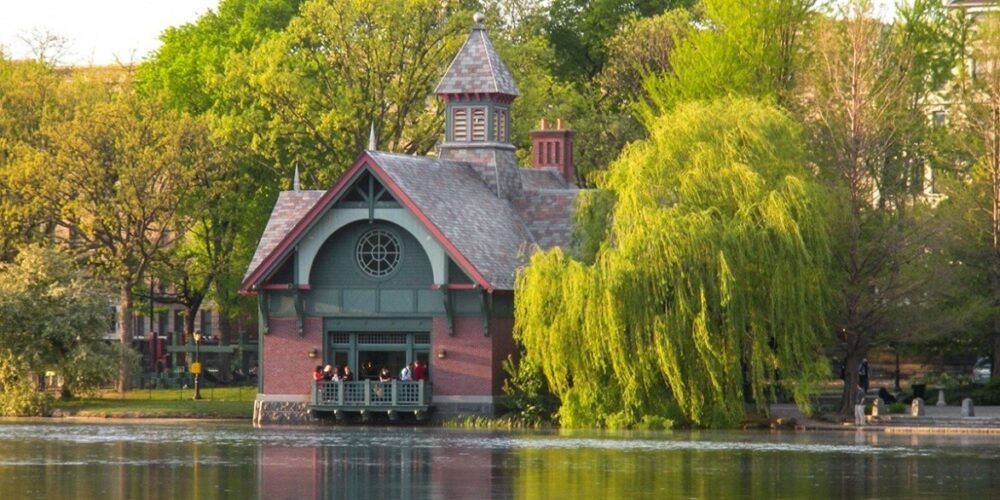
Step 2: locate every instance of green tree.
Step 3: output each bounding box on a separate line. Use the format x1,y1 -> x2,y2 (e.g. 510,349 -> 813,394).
951,11 -> 1000,377
0,56 -> 69,259
795,0 -> 931,410
139,0 -> 301,353
0,246 -> 123,415
644,0 -> 815,114
137,0 -> 304,114
234,0 -> 469,187
543,0 -> 692,81
515,99 -> 830,427
6,85 -> 209,391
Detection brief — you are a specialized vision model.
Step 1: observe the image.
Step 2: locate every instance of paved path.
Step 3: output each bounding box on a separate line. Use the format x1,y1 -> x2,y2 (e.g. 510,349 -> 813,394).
769,403 -> 1000,433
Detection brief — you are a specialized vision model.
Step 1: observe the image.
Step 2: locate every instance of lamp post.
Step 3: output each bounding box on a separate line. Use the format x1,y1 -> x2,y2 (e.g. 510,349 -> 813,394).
192,329 -> 203,400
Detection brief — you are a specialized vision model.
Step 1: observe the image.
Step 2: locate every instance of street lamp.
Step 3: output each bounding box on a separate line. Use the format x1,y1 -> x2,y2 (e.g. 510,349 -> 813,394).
192,329 -> 203,400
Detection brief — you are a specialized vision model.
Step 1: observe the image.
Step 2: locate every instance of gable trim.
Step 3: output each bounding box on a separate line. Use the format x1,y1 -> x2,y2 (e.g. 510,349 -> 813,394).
240,152 -> 494,294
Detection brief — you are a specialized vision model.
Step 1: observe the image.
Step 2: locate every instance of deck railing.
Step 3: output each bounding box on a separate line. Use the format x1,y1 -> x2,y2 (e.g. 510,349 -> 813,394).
311,380 -> 429,408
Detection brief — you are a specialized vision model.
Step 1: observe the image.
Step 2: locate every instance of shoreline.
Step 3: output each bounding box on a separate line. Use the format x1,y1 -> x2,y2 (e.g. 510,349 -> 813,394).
8,412 -> 1000,436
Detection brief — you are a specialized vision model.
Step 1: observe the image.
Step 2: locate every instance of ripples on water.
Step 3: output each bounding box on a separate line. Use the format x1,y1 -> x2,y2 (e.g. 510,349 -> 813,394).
0,421 -> 983,457
0,421 -> 997,498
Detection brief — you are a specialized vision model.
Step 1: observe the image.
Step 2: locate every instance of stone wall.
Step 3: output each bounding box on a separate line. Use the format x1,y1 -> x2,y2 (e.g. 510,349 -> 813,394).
253,399 -> 317,426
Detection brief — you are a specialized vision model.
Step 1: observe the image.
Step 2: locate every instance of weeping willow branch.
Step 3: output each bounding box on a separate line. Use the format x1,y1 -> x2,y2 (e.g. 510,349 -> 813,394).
515,98 -> 831,428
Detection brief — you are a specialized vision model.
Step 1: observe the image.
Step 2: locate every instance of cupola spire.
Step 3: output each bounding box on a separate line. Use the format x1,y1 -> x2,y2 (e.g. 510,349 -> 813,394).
435,13 -> 522,199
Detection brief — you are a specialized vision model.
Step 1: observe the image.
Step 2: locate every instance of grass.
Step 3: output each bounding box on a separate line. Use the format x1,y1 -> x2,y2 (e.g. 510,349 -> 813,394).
52,386 -> 257,419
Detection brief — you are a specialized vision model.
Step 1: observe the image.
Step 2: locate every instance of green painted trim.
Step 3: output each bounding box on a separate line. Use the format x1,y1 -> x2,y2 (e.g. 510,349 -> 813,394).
324,317 -> 432,332
294,289 -> 305,337
258,294 -> 270,335
441,289 -> 454,336
481,291 -> 492,337
296,207 -> 447,287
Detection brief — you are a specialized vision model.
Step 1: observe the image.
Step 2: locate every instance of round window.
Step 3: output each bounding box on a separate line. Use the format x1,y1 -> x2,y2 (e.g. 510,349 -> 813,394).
356,229 -> 402,278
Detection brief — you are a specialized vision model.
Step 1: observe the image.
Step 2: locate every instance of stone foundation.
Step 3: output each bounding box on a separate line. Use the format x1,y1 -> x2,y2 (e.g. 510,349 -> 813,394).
253,398 -> 317,426
253,395 -> 504,425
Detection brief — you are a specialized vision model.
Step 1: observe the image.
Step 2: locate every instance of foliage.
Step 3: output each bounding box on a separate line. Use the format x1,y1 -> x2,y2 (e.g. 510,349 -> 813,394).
501,354 -> 559,425
233,0 -> 470,187
515,98 -> 831,427
794,0 -> 934,412
570,189 -> 615,263
543,0 -> 692,81
644,0 -> 815,115
4,83 -> 210,390
951,11 -> 1000,378
596,9 -> 692,110
137,0 -> 304,115
0,56 -> 71,258
138,0 -> 298,349
0,246 -> 120,415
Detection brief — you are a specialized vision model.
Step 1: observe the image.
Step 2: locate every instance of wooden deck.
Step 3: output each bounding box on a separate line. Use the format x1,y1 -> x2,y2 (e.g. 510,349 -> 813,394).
310,380 -> 431,416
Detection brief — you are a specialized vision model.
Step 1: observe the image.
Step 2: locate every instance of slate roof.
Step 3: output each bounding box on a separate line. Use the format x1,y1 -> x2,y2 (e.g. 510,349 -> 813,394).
369,151 -> 534,290
512,190 -> 578,251
242,150 -> 581,292
243,190 -> 324,283
520,168 -> 569,190
435,23 -> 520,96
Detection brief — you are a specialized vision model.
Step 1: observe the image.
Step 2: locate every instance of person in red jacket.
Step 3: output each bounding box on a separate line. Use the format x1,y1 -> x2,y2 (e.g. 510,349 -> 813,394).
412,359 -> 426,381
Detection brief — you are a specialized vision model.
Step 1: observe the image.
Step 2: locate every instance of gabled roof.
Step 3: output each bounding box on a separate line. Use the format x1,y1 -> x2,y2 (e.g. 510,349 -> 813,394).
240,151 -> 538,293
242,190 -> 325,284
371,151 -> 533,290
435,22 -> 520,96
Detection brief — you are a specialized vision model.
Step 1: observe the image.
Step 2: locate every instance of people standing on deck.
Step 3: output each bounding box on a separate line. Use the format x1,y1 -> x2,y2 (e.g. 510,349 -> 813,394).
342,365 -> 353,381
400,362 -> 413,381
313,366 -> 324,382
412,359 -> 426,381
858,358 -> 870,394
322,364 -> 334,381
379,367 -> 392,383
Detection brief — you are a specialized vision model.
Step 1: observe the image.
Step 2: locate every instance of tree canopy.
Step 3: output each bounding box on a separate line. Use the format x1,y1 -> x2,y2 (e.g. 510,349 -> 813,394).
515,98 -> 830,427
0,246 -> 123,415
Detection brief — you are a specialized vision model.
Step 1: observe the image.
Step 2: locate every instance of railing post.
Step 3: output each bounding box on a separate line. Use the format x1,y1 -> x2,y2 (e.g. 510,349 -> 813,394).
337,381 -> 344,406
364,380 -> 371,406
391,380 -> 398,406
418,380 -> 425,404
312,380 -> 318,404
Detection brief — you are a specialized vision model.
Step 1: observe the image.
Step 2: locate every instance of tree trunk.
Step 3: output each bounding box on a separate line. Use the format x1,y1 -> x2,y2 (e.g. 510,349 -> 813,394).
218,312 -> 233,383
839,349 -> 864,415
117,284 -> 133,392
993,312 -> 1000,381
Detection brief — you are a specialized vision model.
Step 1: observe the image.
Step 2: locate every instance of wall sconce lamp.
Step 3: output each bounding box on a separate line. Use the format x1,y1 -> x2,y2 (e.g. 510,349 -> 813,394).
437,349 -> 447,359
307,348 -> 318,359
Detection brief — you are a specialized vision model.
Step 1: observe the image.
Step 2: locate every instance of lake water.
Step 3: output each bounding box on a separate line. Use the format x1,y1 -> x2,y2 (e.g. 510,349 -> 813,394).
0,421 -> 997,498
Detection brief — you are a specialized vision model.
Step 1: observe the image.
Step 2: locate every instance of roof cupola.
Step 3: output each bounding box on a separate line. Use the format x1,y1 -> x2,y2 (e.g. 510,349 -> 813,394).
435,13 -> 522,199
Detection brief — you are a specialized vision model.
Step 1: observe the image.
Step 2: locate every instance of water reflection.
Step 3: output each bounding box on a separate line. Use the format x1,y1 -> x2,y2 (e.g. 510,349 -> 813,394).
0,422 -> 998,499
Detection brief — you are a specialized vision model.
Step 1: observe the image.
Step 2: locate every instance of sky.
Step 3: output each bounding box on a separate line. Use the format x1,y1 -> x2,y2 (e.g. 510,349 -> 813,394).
0,0 -> 898,67
0,0 -> 219,66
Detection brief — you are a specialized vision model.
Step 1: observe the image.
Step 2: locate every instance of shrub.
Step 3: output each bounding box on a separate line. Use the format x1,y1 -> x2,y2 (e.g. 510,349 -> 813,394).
501,354 -> 559,425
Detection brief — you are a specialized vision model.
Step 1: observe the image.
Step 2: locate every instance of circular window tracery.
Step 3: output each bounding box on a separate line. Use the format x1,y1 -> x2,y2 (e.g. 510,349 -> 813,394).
356,229 -> 401,278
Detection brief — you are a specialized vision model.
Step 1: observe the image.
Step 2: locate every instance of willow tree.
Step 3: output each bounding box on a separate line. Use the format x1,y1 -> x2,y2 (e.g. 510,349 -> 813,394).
515,98 -> 831,428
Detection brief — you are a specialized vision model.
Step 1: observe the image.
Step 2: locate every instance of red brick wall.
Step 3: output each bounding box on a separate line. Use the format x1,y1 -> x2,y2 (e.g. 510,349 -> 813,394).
263,314 -> 515,398
262,316 -> 323,394
429,316 -> 515,397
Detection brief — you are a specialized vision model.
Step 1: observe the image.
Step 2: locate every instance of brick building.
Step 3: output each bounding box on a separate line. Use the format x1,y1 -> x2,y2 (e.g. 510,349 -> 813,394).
240,14 -> 580,424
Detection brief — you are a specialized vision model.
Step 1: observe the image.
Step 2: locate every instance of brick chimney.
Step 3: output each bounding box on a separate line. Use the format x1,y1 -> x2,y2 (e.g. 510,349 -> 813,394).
531,118 -> 575,184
